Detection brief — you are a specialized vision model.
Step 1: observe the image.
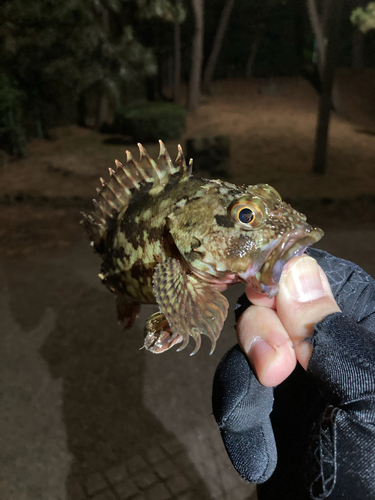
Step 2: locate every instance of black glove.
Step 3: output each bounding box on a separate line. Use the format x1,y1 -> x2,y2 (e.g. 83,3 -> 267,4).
212,248 -> 375,500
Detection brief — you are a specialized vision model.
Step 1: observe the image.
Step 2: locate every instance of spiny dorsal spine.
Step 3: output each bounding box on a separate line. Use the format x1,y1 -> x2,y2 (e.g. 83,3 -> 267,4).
82,141 -> 192,245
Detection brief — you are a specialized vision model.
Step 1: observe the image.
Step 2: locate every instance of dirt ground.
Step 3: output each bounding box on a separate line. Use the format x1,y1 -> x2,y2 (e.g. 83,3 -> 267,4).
0,76 -> 374,258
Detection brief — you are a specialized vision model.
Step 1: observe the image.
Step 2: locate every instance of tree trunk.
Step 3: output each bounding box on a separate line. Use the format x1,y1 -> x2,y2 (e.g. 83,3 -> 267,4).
245,27 -> 262,79
96,93 -> 109,129
312,0 -> 342,174
202,0 -> 235,93
96,7 -> 110,128
188,0 -> 204,110
352,29 -> 364,70
292,0 -> 305,71
174,18 -> 181,102
307,0 -> 335,79
306,0 -> 326,77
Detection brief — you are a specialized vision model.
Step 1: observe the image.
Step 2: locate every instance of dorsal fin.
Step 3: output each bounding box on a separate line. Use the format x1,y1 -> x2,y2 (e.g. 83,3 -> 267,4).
81,141 -> 191,245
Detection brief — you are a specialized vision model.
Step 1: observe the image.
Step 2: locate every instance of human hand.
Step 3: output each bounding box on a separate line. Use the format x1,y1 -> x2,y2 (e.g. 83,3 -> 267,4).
212,248 -> 375,500
237,253 -> 340,387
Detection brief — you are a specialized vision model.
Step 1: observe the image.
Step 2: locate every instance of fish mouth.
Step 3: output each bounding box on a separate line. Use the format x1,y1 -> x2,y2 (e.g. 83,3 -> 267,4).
257,226 -> 324,297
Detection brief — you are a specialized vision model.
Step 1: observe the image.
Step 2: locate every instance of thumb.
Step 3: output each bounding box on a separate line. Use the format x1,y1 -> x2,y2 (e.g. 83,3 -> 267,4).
276,254 -> 341,370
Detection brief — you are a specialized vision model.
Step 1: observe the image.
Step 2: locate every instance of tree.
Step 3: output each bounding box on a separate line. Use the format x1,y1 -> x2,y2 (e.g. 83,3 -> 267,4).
188,0 -> 204,110
137,0 -> 186,102
306,0 -> 334,79
245,23 -> 264,79
311,0 -> 342,174
0,0 -> 156,136
351,2 -> 375,69
351,2 -> 375,32
202,0 -> 235,93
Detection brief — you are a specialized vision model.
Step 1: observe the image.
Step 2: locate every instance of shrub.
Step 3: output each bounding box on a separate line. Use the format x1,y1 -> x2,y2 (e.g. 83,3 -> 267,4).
115,102 -> 186,142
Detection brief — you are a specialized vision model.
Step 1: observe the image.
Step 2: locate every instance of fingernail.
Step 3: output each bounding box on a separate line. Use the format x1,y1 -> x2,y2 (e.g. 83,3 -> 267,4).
285,256 -> 325,303
249,338 -> 276,379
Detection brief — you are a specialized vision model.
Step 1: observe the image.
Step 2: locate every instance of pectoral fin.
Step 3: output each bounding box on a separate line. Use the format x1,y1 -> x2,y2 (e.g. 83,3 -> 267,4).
152,258 -> 229,354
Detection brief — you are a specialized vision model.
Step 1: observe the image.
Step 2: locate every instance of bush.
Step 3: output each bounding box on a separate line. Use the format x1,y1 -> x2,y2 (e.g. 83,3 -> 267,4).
115,102 -> 187,142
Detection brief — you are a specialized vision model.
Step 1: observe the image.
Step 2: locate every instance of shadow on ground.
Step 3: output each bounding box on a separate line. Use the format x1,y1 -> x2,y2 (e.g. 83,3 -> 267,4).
1,237 -> 254,500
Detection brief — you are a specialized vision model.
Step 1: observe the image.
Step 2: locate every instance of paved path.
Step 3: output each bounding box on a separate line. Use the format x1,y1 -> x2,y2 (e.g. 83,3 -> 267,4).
1,227 -> 374,500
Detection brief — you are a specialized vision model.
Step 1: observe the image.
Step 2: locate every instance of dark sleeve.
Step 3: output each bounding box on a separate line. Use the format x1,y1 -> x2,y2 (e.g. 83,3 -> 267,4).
264,249 -> 375,500
306,247 -> 375,330
258,248 -> 375,500
214,249 -> 375,500
305,313 -> 375,499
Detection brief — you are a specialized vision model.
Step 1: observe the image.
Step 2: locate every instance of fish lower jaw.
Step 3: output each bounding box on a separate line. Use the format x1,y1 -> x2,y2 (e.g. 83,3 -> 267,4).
236,239 -> 282,284
238,226 -> 324,297
258,227 -> 324,296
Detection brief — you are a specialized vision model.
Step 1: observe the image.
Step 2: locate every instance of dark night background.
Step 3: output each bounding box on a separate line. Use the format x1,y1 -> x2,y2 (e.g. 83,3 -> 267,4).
1,1 -> 374,500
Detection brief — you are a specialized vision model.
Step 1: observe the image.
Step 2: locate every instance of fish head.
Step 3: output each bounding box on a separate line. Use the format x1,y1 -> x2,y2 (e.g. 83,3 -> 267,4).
168,180 -> 323,297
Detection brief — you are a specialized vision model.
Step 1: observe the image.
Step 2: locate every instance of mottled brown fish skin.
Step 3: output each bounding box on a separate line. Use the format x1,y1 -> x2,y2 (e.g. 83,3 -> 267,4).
96,174 -> 308,300
83,142 -> 323,353
95,173 -> 213,304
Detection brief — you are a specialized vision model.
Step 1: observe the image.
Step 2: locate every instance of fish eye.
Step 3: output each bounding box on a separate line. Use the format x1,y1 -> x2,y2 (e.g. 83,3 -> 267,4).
230,200 -> 263,229
238,207 -> 254,224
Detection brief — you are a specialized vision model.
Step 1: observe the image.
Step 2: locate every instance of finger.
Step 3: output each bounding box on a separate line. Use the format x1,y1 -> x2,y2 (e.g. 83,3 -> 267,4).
246,288 -> 276,309
237,305 -> 297,387
276,254 -> 341,370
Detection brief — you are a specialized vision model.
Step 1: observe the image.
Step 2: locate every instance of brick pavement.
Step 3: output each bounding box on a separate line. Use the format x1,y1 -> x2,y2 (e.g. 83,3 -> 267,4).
72,438 -> 256,500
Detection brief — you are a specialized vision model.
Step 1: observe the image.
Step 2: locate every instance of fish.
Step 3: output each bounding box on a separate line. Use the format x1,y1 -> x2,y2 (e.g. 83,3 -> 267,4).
82,141 -> 323,355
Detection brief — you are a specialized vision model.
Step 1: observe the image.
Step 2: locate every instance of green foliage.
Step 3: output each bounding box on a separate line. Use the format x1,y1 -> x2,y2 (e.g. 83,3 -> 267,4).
115,102 -> 186,141
351,3 -> 375,33
137,0 -> 186,23
0,0 -> 157,146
